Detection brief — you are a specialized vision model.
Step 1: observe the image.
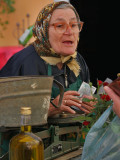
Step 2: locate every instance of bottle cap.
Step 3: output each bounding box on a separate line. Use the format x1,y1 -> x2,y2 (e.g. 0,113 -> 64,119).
21,107 -> 31,115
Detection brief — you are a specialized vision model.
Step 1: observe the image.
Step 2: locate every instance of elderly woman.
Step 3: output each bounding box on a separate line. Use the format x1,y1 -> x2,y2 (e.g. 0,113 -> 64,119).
0,1 -> 94,116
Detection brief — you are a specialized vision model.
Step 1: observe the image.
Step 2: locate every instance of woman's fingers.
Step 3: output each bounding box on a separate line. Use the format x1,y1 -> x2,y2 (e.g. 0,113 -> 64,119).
79,108 -> 90,114
64,90 -> 80,96
49,91 -> 95,116
82,102 -> 94,111
64,99 -> 82,108
82,101 -> 95,109
82,94 -> 93,99
63,98 -> 93,114
61,104 -> 76,114
63,95 -> 82,104
63,92 -> 95,114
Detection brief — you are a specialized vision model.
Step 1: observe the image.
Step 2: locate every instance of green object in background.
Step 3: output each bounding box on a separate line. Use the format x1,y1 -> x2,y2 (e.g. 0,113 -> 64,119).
19,25 -> 33,46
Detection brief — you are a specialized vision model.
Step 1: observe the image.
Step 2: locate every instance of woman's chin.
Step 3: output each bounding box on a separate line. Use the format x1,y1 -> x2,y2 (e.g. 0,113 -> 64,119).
60,50 -> 76,56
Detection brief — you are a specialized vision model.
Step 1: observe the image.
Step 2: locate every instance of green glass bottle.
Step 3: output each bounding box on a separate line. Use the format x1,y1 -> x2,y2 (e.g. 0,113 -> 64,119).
9,107 -> 44,160
19,25 -> 33,46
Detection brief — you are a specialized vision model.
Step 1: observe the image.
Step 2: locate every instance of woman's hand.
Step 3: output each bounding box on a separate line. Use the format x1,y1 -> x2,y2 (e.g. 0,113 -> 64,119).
80,95 -> 95,114
48,91 -> 95,117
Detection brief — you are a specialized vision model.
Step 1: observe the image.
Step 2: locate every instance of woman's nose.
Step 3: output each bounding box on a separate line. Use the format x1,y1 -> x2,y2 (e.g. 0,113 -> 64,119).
64,25 -> 73,35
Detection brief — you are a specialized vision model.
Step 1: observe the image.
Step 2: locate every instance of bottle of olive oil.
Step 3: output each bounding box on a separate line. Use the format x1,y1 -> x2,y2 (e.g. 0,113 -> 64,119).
9,107 -> 44,160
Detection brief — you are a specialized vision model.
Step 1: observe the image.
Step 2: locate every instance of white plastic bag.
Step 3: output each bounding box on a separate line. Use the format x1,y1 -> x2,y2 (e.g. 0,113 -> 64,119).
81,105 -> 120,160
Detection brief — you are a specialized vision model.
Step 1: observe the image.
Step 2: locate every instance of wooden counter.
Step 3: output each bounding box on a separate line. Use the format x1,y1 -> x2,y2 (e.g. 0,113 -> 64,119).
54,148 -> 82,160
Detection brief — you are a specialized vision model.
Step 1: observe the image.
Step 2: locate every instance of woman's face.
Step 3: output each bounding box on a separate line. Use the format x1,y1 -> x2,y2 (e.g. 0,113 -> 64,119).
48,8 -> 79,56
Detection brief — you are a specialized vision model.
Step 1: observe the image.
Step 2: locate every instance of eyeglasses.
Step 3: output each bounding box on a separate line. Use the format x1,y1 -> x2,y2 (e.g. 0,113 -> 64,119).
50,21 -> 84,34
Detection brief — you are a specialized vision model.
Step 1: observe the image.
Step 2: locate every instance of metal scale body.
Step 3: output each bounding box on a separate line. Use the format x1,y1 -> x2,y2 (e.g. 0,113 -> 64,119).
36,114 -> 82,160
0,76 -> 82,160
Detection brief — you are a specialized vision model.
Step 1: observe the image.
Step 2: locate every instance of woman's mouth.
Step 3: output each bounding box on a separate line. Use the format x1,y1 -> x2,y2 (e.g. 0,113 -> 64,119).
62,41 -> 73,46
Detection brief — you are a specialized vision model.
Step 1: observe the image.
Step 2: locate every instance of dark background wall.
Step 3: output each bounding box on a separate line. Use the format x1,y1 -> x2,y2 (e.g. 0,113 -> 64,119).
70,0 -> 118,86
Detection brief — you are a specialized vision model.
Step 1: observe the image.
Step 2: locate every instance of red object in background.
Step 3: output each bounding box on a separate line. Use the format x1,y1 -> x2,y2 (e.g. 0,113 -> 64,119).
100,94 -> 111,101
0,46 -> 24,70
83,121 -> 90,126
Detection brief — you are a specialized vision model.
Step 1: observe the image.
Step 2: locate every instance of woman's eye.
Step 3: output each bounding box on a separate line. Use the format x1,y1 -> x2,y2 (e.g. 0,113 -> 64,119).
71,23 -> 77,28
56,24 -> 64,28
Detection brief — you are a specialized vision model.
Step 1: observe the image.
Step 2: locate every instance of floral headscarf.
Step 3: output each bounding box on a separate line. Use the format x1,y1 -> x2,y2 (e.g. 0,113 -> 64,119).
32,1 -> 81,77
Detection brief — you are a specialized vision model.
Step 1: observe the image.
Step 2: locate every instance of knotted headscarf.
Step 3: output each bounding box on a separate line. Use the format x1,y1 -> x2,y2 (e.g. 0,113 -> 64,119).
32,1 -> 81,77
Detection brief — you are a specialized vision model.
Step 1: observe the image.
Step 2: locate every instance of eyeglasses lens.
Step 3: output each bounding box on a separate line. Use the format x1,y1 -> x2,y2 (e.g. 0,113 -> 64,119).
54,22 -> 82,33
